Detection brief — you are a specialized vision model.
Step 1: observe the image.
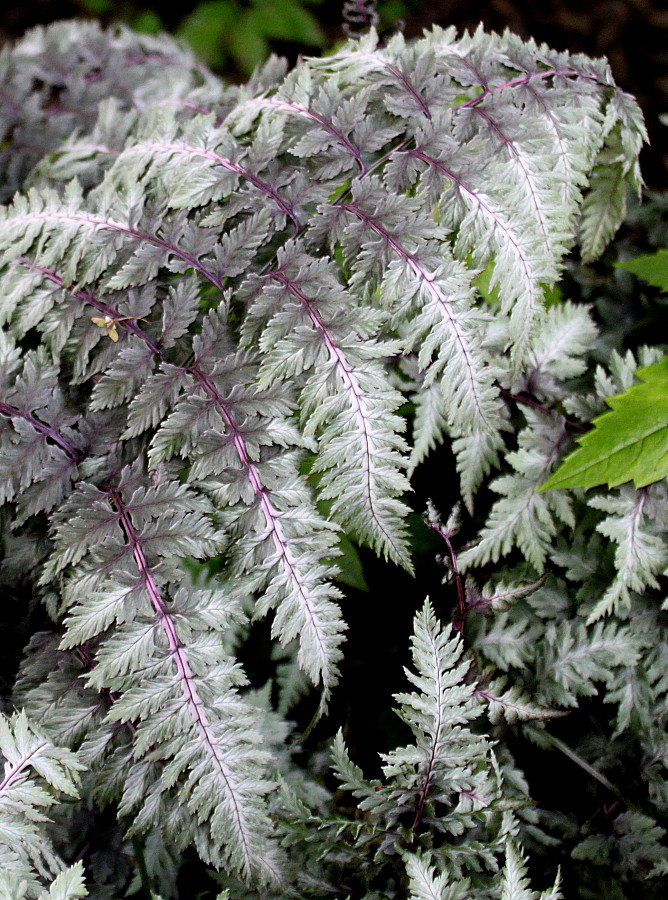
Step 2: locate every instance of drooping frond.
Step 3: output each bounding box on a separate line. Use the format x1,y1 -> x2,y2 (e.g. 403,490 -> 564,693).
107,108 -> 303,229
385,112 -> 554,365
133,307 -> 347,695
4,254 -> 347,696
308,176 -> 506,497
578,91 -> 647,261
46,465 -> 283,883
240,238 -> 413,568
327,178 -> 502,432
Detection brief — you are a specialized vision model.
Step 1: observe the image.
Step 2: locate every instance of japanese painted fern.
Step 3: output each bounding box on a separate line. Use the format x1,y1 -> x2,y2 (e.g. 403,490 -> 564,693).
0,17 -> 664,899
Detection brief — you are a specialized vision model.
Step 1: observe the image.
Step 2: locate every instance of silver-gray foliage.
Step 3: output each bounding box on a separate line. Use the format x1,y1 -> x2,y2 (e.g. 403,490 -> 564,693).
0,17 -> 665,898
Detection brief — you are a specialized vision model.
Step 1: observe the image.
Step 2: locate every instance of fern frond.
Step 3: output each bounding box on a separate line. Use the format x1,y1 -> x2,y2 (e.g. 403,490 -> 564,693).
237,70 -> 399,178
538,620 -> 640,708
0,181 -> 227,294
142,312 -> 347,695
0,20 -> 226,200
459,410 -> 575,571
312,177 -> 504,446
10,260 -> 347,696
476,677 -> 561,725
578,92 -> 647,261
108,109 -> 301,228
500,841 -> 539,900
587,484 -> 668,622
404,851 -> 464,900
0,346 -> 82,523
48,467 -> 282,884
0,712 -> 83,895
241,238 -> 413,568
381,601 -> 488,834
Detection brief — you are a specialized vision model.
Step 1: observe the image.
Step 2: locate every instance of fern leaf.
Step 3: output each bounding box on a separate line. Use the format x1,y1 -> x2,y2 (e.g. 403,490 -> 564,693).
404,852 -> 459,900
459,411 -> 575,571
0,712 -> 83,893
500,841 -> 538,900
476,677 -> 562,725
578,91 -> 646,261
50,469 -> 282,884
381,601 -> 487,833
586,484 -> 668,621
241,239 -> 413,567
314,177 -> 504,448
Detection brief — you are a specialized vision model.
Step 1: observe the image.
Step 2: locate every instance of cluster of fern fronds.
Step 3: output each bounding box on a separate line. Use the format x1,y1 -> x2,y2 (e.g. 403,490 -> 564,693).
0,18 -> 666,900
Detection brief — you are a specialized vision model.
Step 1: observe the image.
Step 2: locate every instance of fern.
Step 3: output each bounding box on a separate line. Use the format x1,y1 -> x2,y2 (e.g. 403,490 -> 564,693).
0,712 -> 84,897
0,16 -> 663,896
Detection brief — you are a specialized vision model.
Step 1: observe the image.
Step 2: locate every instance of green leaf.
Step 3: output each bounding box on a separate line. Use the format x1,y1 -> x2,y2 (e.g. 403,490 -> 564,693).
473,260 -> 501,306
252,0 -> 325,45
230,11 -> 270,74
177,1 -> 238,68
78,0 -> 111,12
539,357 -> 668,491
334,534 -> 369,592
617,249 -> 668,292
133,12 -> 164,36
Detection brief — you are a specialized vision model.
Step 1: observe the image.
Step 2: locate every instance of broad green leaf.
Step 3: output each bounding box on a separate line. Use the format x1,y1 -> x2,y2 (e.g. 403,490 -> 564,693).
539,357 -> 668,491
231,11 -> 270,74
253,0 -> 325,45
177,1 -> 237,68
132,11 -> 163,35
617,249 -> 668,292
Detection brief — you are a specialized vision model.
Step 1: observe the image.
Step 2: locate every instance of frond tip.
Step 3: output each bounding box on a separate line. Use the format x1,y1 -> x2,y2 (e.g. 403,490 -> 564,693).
0,711 -> 84,895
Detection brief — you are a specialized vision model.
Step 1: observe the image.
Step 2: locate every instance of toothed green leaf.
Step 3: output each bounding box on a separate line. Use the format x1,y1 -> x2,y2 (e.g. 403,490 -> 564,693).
540,357 -> 668,491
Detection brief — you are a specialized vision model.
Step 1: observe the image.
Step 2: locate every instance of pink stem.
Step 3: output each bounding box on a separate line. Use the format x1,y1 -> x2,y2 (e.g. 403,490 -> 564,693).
0,401 -> 81,461
340,201 -> 487,423
121,141 -> 300,228
454,67 -> 601,110
17,211 -> 226,293
109,489 -> 252,863
263,98 -> 366,174
0,743 -> 48,796
267,269 -> 403,556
